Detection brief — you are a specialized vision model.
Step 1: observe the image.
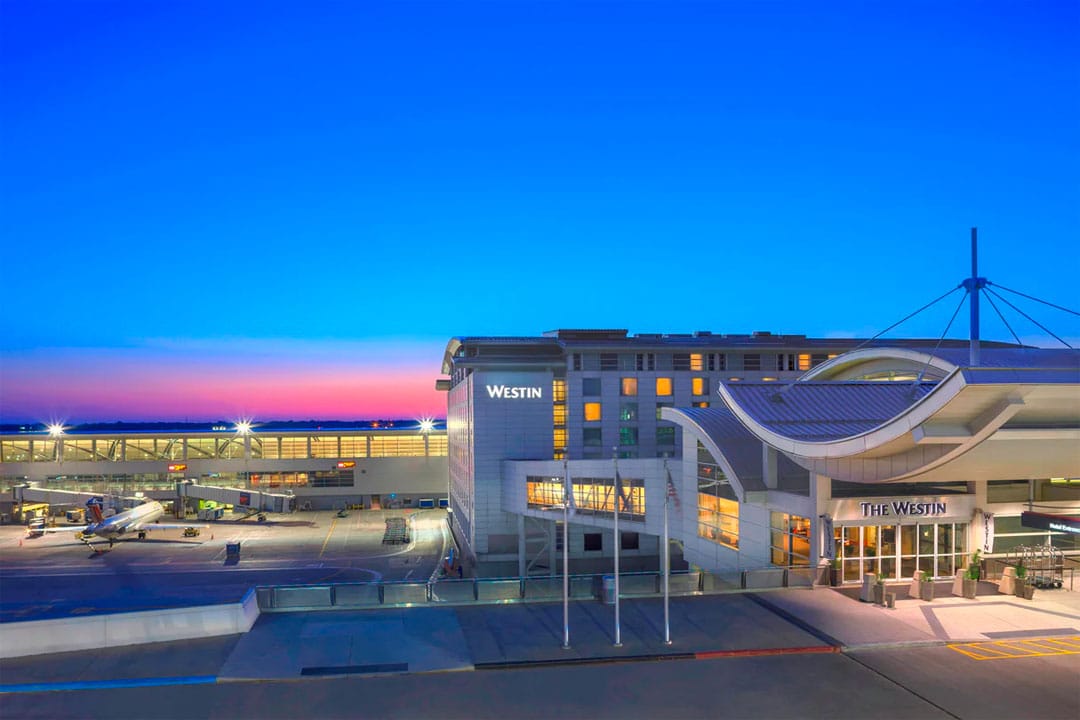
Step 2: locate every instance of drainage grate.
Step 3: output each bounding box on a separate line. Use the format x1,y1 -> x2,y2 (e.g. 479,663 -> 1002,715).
301,663 -> 409,676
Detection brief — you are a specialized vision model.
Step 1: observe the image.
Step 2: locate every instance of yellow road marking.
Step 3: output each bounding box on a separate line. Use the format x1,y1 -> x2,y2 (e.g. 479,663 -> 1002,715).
319,518 -> 338,558
949,635 -> 1080,660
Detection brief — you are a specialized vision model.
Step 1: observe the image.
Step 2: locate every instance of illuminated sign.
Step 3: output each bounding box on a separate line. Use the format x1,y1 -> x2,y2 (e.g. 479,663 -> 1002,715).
1021,511 -> 1080,535
860,501 -> 947,518
337,461 -> 356,469
167,464 -> 188,472
485,385 -> 543,400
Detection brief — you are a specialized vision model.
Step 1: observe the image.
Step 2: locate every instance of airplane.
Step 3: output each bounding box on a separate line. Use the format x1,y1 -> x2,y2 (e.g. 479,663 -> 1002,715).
40,497 -> 205,550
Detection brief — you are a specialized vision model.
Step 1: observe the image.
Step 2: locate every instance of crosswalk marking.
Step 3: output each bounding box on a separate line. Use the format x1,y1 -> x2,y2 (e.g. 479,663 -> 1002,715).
949,635 -> 1080,660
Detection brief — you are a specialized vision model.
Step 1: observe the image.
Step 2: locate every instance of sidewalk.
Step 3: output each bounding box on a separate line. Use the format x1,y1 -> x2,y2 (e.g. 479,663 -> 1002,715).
3,584 -> 1078,690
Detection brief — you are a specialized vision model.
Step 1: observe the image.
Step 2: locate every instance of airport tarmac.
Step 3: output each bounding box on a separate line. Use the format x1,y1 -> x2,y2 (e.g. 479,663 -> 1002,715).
0,509 -> 451,621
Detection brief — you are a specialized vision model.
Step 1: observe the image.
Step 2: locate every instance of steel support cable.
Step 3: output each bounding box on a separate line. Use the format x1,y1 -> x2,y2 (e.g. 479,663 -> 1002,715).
770,284 -> 964,400
851,284 -> 965,353
988,282 -> 1080,317
982,288 -> 1025,347
985,287 -> 1074,349
914,288 -> 970,384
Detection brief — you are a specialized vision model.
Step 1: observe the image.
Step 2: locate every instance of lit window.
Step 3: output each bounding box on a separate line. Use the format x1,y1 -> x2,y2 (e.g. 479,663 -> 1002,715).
692,377 -> 709,395
656,377 -> 673,396
621,378 -> 638,396
690,353 -> 703,371
798,354 -> 811,371
692,401 -> 709,408
584,402 -> 602,421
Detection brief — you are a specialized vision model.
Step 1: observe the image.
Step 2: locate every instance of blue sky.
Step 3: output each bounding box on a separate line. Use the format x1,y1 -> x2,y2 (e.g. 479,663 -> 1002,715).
1,0 -> 1077,422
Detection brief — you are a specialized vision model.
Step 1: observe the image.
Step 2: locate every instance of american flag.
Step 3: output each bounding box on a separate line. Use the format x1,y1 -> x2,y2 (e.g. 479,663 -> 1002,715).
665,466 -> 681,510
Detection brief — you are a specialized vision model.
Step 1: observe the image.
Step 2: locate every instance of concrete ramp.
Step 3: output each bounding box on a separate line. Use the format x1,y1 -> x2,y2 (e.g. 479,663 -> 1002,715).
218,607 -> 472,679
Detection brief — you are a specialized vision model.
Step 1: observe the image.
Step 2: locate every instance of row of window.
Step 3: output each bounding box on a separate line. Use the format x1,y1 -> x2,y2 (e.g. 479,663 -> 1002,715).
582,377 -> 711,397
571,352 -> 835,372
583,426 -> 677,447
0,435 -> 449,463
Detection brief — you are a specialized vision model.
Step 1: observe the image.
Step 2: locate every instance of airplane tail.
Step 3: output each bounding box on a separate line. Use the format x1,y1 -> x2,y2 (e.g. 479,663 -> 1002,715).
86,497 -> 105,523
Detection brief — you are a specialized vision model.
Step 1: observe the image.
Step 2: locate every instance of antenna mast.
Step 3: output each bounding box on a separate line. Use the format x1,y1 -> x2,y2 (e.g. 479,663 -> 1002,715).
962,227 -> 986,366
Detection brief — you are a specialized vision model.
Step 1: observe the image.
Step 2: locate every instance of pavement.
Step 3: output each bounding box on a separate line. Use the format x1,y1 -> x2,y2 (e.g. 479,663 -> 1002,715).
2,582 -> 1079,692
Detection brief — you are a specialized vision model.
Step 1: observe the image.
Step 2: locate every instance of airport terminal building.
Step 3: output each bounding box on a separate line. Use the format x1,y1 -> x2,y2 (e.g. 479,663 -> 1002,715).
439,329 -> 1080,580
0,422 -> 449,518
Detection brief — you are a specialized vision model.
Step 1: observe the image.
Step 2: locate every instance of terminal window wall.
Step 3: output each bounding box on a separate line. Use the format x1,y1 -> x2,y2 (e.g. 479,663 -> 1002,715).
526,475 -> 645,521
833,522 -> 968,582
251,472 -> 310,488
310,436 -> 340,458
770,512 -> 811,567
339,436 -> 369,458
186,438 -> 217,459
1,441 -> 31,462
218,437 -> 245,459
697,444 -> 738,549
63,439 -> 117,462
426,435 -> 448,456
370,435 -> 427,457
280,437 -> 309,459
31,440 -> 57,462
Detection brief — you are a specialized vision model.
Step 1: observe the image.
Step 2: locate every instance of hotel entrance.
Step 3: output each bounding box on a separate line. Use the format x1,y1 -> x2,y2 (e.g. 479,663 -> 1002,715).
834,522 -> 970,583
827,495 -> 976,583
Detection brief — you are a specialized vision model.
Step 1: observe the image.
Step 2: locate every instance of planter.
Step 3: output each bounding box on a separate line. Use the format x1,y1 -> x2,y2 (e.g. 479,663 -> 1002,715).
1022,585 -> 1035,600
962,578 -> 978,599
873,584 -> 884,605
829,568 -> 841,587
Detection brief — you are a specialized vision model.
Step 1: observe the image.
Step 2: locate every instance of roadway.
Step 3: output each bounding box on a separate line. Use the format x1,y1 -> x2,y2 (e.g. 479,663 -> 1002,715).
2,644 -> 1078,719
0,509 -> 450,621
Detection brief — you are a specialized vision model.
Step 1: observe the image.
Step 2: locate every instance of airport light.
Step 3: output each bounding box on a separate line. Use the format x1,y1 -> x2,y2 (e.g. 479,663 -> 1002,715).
235,420 -> 253,435
47,423 -> 65,437
418,417 -> 435,434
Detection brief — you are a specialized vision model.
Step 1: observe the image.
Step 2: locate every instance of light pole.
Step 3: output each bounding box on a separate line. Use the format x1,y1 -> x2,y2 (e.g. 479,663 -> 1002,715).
561,460 -> 571,649
612,449 -> 622,647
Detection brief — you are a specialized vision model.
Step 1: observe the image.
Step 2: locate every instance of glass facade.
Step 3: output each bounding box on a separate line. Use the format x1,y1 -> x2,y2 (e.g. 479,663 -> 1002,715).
697,444 -> 738,549
526,475 -> 645,521
1,431 -> 446,464
834,521 -> 969,582
770,512 -> 811,567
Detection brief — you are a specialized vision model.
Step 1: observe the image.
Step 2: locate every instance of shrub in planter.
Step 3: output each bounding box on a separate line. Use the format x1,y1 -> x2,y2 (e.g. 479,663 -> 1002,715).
873,575 -> 886,605
830,559 -> 842,587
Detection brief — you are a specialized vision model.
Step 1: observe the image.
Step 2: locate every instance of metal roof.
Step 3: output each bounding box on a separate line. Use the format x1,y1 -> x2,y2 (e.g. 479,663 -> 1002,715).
670,406 -> 809,493
722,382 -> 938,441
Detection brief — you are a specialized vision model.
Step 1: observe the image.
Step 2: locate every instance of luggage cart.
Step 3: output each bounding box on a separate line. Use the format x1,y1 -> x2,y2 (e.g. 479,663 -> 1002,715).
1029,543 -> 1064,589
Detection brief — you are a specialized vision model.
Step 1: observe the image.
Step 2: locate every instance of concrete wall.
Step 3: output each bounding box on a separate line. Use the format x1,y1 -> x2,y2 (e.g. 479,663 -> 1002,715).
0,589 -> 260,659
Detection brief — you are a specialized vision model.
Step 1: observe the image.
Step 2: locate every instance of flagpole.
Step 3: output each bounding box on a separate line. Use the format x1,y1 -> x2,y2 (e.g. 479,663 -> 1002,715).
663,461 -> 671,645
562,460 -> 570,650
612,449 -> 621,647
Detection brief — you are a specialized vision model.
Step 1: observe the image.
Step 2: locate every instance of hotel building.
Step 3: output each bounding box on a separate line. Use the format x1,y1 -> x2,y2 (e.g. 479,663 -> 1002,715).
439,330 -> 1080,580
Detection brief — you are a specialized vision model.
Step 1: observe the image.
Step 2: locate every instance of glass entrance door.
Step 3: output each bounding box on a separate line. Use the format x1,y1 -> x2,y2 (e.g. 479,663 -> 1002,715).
836,522 -> 969,582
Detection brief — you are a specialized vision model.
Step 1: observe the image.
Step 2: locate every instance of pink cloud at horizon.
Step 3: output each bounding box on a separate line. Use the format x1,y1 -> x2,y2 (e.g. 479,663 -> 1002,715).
1,343 -> 447,423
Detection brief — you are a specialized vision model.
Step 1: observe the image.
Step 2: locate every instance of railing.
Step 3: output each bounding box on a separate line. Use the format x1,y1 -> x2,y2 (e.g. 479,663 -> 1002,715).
255,566 -> 817,612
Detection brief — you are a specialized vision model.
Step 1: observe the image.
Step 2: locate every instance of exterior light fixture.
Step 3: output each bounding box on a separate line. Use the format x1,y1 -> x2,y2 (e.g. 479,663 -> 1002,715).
418,417 -> 435,434
47,423 -> 65,437
235,420 -> 253,435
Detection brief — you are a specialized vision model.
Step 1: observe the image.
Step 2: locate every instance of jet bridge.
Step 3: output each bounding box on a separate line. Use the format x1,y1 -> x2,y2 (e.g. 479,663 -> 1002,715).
176,480 -> 296,515
12,484 -> 114,510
